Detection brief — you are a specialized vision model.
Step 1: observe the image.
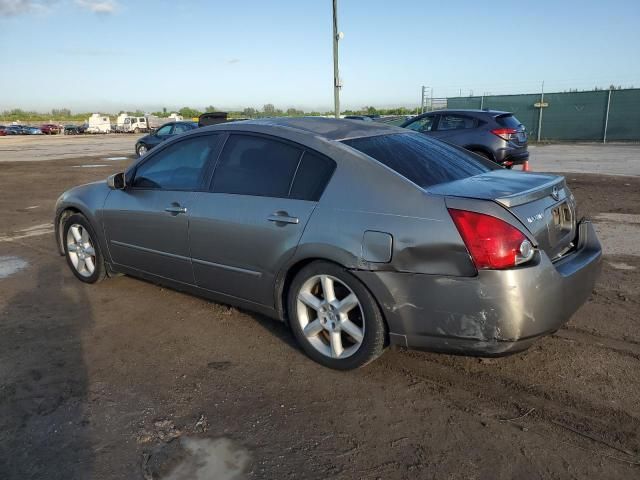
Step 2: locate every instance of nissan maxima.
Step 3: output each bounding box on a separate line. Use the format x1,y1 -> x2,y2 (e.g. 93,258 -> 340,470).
54,118 -> 601,370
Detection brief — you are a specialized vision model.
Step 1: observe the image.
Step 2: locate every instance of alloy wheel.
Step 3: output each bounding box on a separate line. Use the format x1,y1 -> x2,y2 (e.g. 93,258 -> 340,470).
296,274 -> 365,359
66,224 -> 97,278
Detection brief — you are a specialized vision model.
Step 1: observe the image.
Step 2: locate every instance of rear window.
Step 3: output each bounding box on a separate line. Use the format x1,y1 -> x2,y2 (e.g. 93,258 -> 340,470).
342,133 -> 496,188
495,114 -> 523,129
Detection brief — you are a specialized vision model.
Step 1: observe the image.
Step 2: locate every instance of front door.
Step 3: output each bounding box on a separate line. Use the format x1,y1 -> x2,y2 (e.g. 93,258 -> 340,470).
189,133 -> 335,307
103,133 -> 221,284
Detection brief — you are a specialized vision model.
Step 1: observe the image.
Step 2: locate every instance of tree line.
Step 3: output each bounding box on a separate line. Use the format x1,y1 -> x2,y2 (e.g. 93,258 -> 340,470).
1,105 -> 418,123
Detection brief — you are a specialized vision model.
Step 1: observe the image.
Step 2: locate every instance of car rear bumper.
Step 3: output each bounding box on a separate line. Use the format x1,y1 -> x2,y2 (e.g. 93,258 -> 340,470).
353,220 -> 601,356
495,146 -> 529,165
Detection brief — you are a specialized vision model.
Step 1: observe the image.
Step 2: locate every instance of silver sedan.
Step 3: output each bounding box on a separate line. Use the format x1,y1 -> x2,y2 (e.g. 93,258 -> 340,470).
54,118 -> 602,369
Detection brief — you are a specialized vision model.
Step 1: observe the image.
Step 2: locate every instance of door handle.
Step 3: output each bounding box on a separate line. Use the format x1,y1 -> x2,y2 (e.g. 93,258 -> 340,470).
267,211 -> 299,225
165,205 -> 187,215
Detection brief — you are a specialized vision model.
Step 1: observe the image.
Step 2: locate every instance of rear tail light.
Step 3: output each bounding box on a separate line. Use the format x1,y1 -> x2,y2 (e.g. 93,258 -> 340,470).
491,128 -> 518,141
448,208 -> 535,269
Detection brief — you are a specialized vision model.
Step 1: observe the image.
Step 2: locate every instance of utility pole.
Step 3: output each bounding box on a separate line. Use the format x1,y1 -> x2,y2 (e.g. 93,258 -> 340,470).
420,86 -> 430,113
603,87 -> 612,144
332,0 -> 341,119
537,80 -> 545,142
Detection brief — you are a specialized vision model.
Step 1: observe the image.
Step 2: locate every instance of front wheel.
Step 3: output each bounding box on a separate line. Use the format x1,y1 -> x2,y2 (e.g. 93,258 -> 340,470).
136,143 -> 147,157
63,213 -> 106,284
288,261 -> 386,370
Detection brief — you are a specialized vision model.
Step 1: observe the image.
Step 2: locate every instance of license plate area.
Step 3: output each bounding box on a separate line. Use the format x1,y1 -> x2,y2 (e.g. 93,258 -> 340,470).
548,201 -> 575,248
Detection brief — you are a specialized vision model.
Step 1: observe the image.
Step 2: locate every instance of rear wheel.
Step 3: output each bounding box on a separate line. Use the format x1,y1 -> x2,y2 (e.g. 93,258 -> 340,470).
288,261 -> 386,370
63,213 -> 106,284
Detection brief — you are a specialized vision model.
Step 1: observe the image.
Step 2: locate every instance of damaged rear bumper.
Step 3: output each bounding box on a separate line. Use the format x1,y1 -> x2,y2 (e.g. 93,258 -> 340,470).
353,221 -> 602,356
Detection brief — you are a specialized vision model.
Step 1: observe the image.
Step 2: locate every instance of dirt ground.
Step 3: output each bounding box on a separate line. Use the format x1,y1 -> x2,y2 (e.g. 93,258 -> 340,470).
0,153 -> 639,479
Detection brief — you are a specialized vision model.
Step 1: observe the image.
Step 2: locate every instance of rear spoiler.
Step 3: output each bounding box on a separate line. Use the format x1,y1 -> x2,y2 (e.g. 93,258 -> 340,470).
495,177 -> 565,207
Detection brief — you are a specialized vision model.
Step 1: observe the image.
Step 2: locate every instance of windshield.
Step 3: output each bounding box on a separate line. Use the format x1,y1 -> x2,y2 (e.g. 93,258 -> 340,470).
342,132 -> 498,188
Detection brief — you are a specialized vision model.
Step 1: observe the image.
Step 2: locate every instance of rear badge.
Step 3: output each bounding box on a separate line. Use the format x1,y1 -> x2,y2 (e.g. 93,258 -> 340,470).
527,213 -> 544,224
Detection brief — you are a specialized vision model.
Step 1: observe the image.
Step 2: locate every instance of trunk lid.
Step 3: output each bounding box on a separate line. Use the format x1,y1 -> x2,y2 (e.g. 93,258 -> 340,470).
429,170 -> 577,260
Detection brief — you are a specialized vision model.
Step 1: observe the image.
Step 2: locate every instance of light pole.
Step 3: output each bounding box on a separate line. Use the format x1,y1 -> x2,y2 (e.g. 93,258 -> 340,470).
332,0 -> 342,118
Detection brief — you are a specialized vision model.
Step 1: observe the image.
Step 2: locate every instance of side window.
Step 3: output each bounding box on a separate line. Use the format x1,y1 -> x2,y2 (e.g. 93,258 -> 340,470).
156,124 -> 173,136
211,134 -> 302,198
289,151 -> 336,201
406,115 -> 436,132
133,134 -> 222,190
173,124 -> 190,134
437,115 -> 476,131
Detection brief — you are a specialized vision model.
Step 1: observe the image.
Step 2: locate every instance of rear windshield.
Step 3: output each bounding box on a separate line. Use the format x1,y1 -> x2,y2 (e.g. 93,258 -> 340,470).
342,133 -> 496,188
495,114 -> 523,129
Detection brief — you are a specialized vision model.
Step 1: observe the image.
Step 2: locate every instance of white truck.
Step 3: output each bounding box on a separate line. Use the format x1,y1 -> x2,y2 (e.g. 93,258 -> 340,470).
146,113 -> 184,131
86,114 -> 111,134
116,114 -> 148,133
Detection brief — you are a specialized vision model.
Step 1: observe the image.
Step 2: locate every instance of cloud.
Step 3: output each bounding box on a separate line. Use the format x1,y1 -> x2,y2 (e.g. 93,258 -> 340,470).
0,0 -> 52,16
227,58 -> 240,65
0,0 -> 116,17
75,0 -> 117,14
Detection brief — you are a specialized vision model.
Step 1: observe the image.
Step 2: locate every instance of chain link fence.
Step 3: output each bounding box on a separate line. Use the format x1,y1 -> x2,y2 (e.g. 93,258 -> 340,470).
446,88 -> 640,142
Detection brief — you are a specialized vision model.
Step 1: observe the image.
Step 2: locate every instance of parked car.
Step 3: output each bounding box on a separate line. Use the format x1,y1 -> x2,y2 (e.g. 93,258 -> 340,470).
55,118 -> 601,370
40,123 -> 60,135
401,109 -> 529,168
134,121 -> 198,157
344,115 -> 374,122
4,125 -> 25,135
0,125 -> 6,136
24,126 -> 43,135
64,124 -> 88,135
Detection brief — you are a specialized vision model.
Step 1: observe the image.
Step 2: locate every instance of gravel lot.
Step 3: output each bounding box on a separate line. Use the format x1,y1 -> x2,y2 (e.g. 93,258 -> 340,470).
0,137 -> 639,479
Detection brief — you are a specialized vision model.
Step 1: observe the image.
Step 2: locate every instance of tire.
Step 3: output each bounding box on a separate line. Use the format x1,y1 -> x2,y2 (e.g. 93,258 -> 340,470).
287,261 -> 386,370
134,127 -> 140,134
136,143 -> 148,157
62,213 -> 106,284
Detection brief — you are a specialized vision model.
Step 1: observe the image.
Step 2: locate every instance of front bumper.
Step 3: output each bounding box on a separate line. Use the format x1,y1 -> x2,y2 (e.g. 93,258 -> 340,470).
353,221 -> 602,356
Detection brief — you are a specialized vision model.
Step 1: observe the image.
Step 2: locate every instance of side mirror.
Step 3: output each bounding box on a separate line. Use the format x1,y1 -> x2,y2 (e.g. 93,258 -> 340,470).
107,172 -> 126,190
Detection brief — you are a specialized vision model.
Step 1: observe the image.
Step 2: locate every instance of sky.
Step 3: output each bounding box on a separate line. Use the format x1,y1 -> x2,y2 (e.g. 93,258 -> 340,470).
0,0 -> 639,113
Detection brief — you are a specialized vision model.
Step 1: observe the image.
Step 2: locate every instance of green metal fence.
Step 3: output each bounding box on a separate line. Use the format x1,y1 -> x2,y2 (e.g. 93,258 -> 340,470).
447,88 -> 640,142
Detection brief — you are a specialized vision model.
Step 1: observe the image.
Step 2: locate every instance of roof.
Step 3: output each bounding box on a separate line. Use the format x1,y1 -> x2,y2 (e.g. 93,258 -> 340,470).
417,109 -> 510,116
220,116 -> 405,141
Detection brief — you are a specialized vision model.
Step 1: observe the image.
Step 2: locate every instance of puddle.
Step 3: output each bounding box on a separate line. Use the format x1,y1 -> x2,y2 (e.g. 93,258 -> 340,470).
0,256 -> 28,279
0,223 -> 54,242
72,164 -> 109,168
144,436 -> 250,480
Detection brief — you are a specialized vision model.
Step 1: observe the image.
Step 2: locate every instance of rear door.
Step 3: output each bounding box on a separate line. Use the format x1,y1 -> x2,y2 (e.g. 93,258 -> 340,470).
103,134 -> 220,283
430,114 -> 478,143
189,133 -> 335,307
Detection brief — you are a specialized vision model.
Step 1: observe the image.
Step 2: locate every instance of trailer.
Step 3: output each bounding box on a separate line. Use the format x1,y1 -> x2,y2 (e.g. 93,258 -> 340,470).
86,114 -> 111,134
